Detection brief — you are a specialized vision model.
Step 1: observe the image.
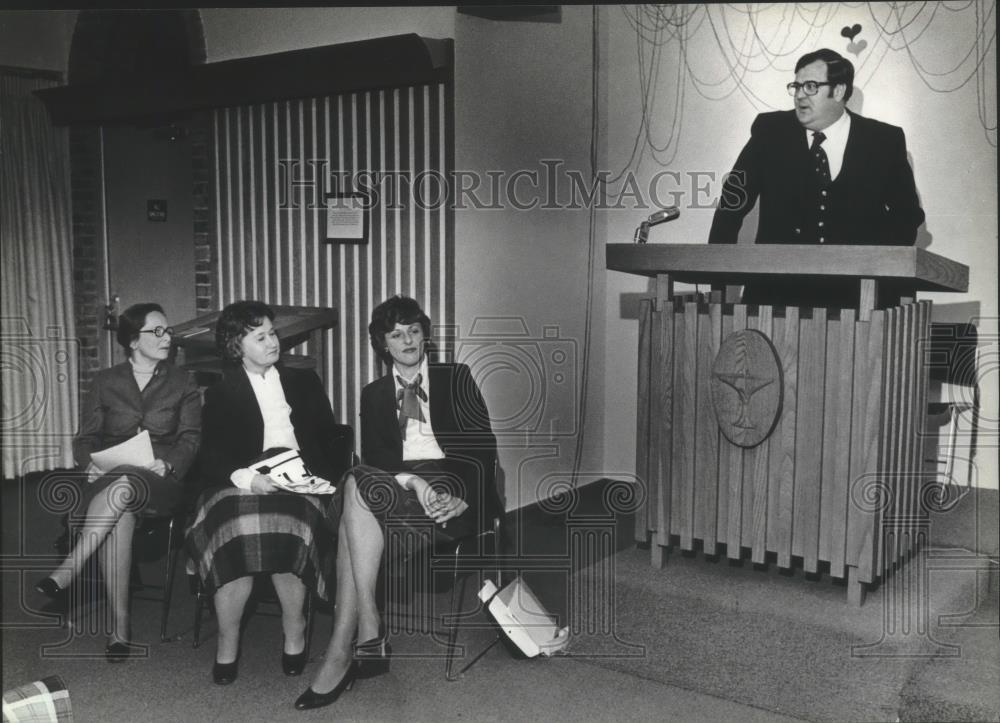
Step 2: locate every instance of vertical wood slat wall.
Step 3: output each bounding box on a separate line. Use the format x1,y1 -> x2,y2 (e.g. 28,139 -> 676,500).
210,83 -> 453,425
635,299 -> 933,590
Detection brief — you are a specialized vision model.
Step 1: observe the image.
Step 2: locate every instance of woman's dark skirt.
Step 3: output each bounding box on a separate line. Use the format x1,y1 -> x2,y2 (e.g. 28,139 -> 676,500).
78,464 -> 181,517
185,488 -> 337,600
350,461 -> 480,545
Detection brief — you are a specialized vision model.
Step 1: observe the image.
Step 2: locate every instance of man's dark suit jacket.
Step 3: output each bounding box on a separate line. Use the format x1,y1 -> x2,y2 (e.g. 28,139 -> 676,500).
360,362 -> 502,526
199,364 -> 346,490
709,109 -> 925,307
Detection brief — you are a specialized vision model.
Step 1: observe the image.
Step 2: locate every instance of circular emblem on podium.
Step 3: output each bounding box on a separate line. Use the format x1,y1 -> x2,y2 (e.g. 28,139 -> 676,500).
710,330 -> 783,448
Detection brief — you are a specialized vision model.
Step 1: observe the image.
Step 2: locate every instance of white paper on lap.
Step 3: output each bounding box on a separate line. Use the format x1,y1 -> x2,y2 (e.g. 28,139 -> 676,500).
90,430 -> 155,473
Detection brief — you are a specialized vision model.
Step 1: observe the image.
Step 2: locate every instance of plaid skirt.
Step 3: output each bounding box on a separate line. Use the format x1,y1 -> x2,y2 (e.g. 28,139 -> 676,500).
185,487 -> 337,600
2,676 -> 72,722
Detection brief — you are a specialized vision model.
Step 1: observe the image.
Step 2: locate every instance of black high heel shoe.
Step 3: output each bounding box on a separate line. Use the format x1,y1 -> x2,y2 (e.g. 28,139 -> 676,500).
282,650 -> 307,676
34,577 -> 69,614
212,659 -> 239,685
353,629 -> 391,679
105,640 -> 141,663
35,577 -> 64,599
293,663 -> 357,710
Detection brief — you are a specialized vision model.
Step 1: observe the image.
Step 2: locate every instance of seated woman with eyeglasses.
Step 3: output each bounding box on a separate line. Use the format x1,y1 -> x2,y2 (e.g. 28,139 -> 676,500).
186,300 -> 348,686
35,302 -> 201,662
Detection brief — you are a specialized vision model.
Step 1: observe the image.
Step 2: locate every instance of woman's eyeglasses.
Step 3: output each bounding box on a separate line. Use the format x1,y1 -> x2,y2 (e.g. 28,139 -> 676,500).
139,326 -> 174,338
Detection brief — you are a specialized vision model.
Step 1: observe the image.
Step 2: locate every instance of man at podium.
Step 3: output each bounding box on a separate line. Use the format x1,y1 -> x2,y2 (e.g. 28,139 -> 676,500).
708,48 -> 926,308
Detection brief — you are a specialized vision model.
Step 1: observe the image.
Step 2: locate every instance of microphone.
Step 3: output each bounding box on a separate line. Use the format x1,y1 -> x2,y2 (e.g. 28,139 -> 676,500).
633,206 -> 680,243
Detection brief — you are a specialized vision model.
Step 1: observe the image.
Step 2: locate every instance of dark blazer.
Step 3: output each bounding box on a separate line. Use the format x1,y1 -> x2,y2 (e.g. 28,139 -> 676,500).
360,362 -> 501,524
708,110 -> 925,307
199,364 -> 346,490
74,361 -> 201,480
709,109 -> 925,246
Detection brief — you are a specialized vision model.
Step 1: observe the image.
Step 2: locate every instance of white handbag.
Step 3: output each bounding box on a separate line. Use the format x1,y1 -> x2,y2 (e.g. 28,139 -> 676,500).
251,448 -> 335,494
479,577 -> 569,658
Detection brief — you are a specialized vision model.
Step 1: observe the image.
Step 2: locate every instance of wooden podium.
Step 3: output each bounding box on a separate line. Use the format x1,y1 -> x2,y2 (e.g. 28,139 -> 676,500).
607,244 -> 969,604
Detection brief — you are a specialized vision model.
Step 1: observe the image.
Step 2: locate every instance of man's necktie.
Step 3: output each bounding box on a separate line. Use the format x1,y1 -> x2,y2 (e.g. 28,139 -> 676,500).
396,374 -> 427,439
809,130 -> 831,243
811,131 -> 829,183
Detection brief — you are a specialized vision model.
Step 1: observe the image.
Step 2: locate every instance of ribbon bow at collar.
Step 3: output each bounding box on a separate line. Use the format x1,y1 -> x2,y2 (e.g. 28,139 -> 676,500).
396,374 -> 427,439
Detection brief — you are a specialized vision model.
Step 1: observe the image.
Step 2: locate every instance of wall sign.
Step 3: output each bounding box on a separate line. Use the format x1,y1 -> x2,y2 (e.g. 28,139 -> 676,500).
147,199 -> 167,222
325,193 -> 368,244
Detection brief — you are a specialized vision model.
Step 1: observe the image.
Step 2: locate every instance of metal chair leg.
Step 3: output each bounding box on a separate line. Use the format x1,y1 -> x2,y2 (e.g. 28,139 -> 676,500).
444,545 -> 467,681
193,578 -> 206,648
443,525 -> 504,681
159,517 -> 179,642
303,590 -> 314,660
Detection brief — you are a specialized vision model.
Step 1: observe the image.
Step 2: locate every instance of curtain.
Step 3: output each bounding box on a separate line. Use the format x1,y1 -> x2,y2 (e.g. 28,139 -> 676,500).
211,85 -> 454,425
1,72 -> 78,478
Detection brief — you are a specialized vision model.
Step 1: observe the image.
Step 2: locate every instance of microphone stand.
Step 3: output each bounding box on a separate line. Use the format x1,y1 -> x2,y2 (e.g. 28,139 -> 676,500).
633,221 -> 651,244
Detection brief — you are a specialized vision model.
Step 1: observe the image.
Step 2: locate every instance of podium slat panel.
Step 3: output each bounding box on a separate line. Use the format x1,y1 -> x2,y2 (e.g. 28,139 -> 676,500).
892,304 -> 917,563
913,301 -> 932,532
911,303 -> 928,550
647,303 -> 662,546
739,305 -> 756,551
846,311 -> 886,584
766,312 -> 784,556
748,305 -> 773,563
676,302 -> 699,549
913,303 -> 931,539
820,309 -> 855,579
669,305 -> 687,545
769,308 -> 799,568
881,306 -> 901,573
635,298 -> 653,543
696,304 -> 721,554
894,304 -> 908,567
895,304 -> 915,569
724,305 -> 746,557
795,308 -> 826,572
901,303 -> 918,557
656,304 -> 675,547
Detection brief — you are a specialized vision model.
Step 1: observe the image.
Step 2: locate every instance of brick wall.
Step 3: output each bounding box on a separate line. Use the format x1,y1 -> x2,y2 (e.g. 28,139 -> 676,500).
69,125 -> 103,398
191,112 -> 214,314
67,10 -> 208,398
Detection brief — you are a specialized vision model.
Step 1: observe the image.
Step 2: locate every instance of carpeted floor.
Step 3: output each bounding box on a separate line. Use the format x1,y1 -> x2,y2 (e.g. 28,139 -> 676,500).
1,570 -> 799,723
3,473 -> 998,722
564,547 -> 999,722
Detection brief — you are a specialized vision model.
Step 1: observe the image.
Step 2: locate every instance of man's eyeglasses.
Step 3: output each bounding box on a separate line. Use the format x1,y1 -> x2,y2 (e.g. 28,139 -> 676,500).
139,326 -> 174,338
787,81 -> 835,97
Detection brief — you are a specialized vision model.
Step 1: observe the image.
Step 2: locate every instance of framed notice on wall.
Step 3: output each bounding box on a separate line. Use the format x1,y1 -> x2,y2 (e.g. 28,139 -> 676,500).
325,193 -> 368,244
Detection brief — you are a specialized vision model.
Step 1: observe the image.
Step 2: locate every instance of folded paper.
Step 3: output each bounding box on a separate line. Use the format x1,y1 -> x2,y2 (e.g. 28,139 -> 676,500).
90,430 -> 154,473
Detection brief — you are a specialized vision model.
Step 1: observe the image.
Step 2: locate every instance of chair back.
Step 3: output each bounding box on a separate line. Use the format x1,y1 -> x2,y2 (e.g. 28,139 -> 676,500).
928,322 -> 978,386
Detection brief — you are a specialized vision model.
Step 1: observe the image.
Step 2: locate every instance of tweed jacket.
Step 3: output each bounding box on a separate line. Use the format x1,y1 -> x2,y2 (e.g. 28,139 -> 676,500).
73,361 -> 201,480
